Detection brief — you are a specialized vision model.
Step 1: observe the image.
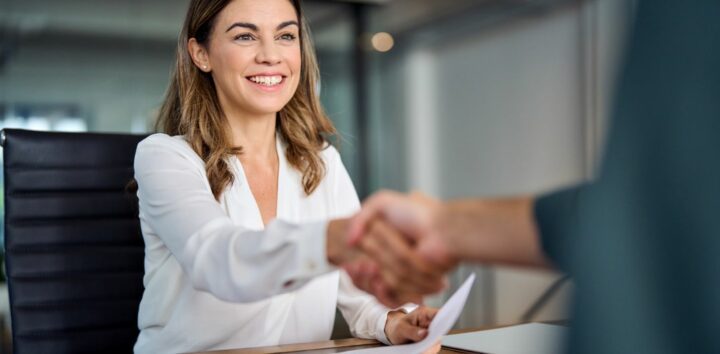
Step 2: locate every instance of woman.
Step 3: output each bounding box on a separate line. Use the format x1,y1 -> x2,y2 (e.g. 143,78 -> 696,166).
133,0 -> 440,353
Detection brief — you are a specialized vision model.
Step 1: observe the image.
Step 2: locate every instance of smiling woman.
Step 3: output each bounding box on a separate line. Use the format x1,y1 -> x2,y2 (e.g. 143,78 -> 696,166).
158,0 -> 331,201
131,0 -> 442,353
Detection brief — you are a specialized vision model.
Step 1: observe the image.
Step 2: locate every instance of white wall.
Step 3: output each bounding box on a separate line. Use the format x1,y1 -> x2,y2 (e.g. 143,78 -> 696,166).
370,0 -> 632,327
431,6 -> 585,198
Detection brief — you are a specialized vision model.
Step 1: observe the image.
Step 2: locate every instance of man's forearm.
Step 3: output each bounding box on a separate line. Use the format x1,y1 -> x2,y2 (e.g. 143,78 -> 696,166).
439,197 -> 551,268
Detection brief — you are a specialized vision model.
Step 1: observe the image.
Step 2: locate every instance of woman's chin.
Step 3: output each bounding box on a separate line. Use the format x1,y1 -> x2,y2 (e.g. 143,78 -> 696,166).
244,101 -> 291,117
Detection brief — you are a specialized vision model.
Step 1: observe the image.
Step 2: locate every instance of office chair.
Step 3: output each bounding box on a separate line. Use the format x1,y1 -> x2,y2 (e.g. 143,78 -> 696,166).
2,129 -> 147,354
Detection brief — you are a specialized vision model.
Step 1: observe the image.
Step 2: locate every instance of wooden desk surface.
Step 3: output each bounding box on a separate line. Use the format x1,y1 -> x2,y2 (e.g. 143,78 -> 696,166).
192,323 -> 551,354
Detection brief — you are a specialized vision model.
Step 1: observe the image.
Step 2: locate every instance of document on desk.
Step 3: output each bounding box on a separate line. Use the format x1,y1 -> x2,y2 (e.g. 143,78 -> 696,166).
344,273 -> 476,354
442,323 -> 568,354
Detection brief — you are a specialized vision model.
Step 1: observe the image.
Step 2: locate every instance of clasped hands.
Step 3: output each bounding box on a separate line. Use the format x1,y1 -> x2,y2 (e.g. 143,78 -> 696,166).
328,191 -> 458,309
326,191 -> 541,347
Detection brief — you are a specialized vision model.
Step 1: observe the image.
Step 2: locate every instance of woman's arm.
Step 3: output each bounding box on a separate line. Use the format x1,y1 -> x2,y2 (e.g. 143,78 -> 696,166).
135,134 -> 351,302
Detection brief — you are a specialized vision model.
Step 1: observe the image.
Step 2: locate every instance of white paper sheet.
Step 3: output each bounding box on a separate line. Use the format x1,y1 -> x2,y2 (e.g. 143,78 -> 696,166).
343,273 -> 476,354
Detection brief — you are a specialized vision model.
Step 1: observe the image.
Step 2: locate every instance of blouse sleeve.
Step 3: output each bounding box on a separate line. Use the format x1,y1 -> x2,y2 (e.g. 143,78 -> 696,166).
324,147 -> 393,344
134,134 -> 334,303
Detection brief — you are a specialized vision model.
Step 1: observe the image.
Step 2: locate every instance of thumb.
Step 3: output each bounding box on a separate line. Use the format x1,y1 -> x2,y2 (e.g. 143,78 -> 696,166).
348,190 -> 407,245
408,190 -> 435,203
347,192 -> 393,245
416,235 -> 447,265
391,321 -> 429,344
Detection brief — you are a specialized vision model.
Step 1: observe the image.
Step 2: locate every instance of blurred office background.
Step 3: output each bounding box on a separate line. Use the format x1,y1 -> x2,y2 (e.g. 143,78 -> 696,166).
0,0 -> 634,347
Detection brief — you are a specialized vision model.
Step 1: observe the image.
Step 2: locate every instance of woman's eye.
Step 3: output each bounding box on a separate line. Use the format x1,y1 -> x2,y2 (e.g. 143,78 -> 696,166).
234,33 -> 255,41
279,33 -> 297,41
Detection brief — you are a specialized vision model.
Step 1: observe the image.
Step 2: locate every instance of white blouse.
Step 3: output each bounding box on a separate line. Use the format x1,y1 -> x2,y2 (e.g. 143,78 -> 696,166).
133,134 -> 391,354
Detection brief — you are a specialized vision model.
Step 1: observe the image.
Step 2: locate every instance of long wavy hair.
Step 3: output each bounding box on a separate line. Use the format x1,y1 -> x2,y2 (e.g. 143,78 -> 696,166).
157,0 -> 336,199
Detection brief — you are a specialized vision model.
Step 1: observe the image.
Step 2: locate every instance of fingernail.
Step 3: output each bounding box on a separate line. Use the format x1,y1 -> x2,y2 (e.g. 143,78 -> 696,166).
418,329 -> 427,337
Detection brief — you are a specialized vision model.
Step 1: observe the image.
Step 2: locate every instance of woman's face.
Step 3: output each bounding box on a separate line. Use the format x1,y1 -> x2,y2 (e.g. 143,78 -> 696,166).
195,0 -> 301,117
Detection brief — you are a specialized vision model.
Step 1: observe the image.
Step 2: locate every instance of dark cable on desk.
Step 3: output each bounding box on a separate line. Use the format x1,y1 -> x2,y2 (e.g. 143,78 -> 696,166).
520,275 -> 571,322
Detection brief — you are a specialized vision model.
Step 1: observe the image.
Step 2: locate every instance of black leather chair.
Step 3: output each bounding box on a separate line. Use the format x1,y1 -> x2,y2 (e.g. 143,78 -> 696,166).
2,129 -> 147,354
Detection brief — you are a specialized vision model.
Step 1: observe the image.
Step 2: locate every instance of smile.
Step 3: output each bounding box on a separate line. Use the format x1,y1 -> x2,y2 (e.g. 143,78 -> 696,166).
247,75 -> 285,87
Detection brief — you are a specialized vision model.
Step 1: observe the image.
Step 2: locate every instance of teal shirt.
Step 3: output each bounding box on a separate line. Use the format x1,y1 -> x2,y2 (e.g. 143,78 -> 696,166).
535,1 -> 720,353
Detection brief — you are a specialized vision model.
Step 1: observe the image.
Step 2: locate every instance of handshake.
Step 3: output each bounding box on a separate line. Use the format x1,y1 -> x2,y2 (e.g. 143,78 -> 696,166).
327,191 -> 545,308
327,190 -> 458,308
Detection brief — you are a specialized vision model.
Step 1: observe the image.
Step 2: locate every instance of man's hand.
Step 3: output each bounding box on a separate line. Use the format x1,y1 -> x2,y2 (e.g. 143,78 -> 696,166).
341,190 -> 545,307
342,220 -> 440,306
349,191 -> 456,268
343,191 -> 458,306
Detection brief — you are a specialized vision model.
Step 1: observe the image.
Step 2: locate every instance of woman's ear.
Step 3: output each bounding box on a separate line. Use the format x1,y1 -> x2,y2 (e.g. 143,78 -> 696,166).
188,38 -> 211,72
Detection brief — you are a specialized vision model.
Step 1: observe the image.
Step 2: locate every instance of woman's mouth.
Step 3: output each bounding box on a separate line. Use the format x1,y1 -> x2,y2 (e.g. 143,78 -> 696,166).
247,75 -> 285,88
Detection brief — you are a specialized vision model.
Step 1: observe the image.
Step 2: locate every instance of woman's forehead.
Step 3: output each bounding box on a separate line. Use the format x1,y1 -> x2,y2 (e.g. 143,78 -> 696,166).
216,0 -> 298,28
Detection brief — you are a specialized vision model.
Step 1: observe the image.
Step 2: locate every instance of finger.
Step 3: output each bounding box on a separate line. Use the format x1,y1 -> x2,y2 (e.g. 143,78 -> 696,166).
361,259 -> 383,294
344,262 -> 371,294
417,306 -> 439,328
360,221 -> 410,280
358,226 -> 396,273
346,257 -> 383,295
374,220 -> 447,287
409,191 -> 437,204
371,277 -> 404,308
376,266 -> 428,298
391,320 -> 429,344
348,190 -> 403,245
417,234 -> 458,273
362,239 -> 422,296
365,221 -> 446,295
374,277 -> 424,309
374,279 -> 424,308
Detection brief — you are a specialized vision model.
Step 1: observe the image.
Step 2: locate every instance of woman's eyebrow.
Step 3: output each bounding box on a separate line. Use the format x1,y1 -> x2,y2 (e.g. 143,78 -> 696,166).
225,21 -> 298,33
276,20 -> 299,30
226,22 -> 258,32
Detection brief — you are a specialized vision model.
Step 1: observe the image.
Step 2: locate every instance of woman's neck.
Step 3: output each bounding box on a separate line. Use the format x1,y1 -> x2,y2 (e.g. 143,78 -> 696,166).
226,111 -> 278,162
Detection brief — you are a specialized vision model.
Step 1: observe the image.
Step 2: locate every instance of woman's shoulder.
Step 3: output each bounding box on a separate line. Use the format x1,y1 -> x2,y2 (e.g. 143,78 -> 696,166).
138,133 -> 189,149
317,143 -> 349,183
137,133 -> 196,155
319,142 -> 342,166
135,133 -> 203,168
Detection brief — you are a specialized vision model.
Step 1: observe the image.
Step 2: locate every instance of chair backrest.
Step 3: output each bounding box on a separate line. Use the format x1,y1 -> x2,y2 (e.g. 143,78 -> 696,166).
2,129 -> 147,354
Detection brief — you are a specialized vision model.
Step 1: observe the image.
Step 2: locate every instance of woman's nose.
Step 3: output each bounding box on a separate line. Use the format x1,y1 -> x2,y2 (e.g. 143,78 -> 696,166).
256,41 -> 282,65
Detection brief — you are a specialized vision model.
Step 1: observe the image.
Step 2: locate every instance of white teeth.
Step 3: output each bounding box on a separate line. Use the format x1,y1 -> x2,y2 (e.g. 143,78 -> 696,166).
249,76 -> 282,86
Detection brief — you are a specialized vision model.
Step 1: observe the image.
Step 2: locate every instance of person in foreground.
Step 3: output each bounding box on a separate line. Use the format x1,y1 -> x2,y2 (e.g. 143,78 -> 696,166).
132,0 -> 440,353
347,1 -> 720,354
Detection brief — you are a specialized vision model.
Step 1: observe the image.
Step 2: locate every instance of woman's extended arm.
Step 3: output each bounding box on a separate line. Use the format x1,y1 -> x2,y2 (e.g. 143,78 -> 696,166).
135,134 -> 351,302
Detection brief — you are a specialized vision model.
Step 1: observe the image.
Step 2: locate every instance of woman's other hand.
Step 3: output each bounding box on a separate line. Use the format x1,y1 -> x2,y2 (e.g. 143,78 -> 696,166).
384,306 -> 438,345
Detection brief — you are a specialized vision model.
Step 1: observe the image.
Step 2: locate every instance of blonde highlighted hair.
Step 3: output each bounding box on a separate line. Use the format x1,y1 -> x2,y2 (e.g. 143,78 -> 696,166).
157,0 -> 336,199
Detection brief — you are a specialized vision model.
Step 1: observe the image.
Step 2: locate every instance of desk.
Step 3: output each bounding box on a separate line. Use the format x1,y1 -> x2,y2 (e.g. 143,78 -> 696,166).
193,323 -> 538,354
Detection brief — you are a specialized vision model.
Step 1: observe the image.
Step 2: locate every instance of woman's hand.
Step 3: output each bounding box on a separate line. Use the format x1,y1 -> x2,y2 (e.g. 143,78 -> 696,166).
384,306 -> 438,345
326,218 -> 361,265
